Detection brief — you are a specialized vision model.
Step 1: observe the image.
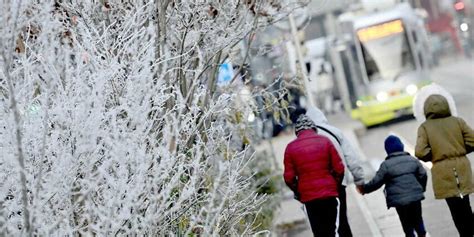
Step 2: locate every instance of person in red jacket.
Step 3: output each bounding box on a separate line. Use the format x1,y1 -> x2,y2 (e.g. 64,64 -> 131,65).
284,114 -> 345,237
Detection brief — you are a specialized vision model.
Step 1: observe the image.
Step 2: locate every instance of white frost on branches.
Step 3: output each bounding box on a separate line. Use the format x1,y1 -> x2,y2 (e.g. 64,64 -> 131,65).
0,0 -> 308,236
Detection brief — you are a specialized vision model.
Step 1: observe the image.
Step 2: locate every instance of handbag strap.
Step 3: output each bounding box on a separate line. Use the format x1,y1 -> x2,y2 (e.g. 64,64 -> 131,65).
316,125 -> 341,146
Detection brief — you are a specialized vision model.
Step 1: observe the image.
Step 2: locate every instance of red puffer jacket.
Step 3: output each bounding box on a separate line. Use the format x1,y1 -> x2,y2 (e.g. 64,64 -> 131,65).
284,129 -> 344,203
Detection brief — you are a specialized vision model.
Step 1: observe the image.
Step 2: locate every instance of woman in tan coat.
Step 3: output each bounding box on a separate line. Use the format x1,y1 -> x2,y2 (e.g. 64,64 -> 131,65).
415,94 -> 474,237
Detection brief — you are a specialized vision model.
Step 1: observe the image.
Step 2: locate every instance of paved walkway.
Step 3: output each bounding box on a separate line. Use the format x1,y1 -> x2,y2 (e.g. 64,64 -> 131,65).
269,57 -> 474,236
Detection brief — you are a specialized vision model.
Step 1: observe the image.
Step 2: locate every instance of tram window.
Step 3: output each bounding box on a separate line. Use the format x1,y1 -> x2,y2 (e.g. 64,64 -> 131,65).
358,25 -> 416,82
361,49 -> 378,78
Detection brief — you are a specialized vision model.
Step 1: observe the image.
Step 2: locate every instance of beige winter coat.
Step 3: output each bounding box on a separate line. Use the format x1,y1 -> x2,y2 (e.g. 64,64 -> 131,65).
415,94 -> 474,199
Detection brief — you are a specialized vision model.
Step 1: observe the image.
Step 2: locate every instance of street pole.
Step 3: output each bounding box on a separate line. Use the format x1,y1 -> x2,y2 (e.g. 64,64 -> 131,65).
288,13 -> 316,108
329,43 -> 352,113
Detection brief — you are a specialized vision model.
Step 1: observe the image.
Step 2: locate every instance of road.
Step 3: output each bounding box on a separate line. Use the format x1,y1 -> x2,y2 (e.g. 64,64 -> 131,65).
357,58 -> 474,237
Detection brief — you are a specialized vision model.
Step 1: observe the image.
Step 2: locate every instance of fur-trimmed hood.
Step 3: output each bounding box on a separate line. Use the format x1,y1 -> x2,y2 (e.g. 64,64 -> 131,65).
413,83 -> 457,122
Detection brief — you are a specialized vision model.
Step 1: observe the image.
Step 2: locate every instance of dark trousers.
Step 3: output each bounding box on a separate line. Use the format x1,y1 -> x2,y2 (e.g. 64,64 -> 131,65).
338,185 -> 352,237
395,201 -> 426,237
446,195 -> 473,237
305,197 -> 339,237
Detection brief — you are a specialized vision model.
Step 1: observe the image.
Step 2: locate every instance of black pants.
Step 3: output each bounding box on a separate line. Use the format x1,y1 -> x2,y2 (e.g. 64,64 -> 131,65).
305,197 -> 339,237
446,195 -> 473,237
338,185 -> 352,237
395,201 -> 426,237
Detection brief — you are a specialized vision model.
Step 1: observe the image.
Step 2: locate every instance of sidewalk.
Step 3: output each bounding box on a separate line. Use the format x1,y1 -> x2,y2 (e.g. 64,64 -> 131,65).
269,56 -> 474,237
271,111 -> 404,237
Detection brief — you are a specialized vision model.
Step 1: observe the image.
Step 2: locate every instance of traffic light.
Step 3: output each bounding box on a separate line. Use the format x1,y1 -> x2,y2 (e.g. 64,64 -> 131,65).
454,0 -> 466,17
454,1 -> 465,11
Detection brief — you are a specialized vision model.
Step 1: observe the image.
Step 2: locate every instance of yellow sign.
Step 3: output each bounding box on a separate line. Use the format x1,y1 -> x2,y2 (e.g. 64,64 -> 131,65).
357,19 -> 404,42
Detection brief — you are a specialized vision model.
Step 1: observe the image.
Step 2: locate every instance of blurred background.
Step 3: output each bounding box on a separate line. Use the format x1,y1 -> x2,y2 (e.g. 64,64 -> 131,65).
232,0 -> 472,139
239,0 -> 474,235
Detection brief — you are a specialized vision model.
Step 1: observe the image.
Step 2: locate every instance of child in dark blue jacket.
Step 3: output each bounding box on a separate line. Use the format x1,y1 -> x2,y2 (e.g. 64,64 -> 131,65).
358,135 -> 428,237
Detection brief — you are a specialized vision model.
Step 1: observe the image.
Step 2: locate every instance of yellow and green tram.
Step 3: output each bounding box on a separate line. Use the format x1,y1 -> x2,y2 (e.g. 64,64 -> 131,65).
330,3 -> 432,126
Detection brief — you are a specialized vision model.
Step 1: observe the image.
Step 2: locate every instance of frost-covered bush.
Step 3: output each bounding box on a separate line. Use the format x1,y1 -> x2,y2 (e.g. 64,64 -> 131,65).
0,0 -> 307,236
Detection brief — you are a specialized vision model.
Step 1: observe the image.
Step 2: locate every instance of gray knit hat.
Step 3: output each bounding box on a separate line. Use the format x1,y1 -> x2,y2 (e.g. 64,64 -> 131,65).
295,114 -> 317,135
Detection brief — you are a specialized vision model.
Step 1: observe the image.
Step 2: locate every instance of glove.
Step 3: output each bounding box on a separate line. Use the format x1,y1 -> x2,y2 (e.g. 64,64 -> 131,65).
293,190 -> 301,201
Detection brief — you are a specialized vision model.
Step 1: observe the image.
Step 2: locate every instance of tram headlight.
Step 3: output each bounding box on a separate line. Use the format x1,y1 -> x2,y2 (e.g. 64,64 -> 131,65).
405,84 -> 418,95
376,91 -> 389,102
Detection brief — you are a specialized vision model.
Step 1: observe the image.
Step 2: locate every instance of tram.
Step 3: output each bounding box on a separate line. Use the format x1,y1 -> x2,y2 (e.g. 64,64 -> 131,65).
329,3 -> 432,126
